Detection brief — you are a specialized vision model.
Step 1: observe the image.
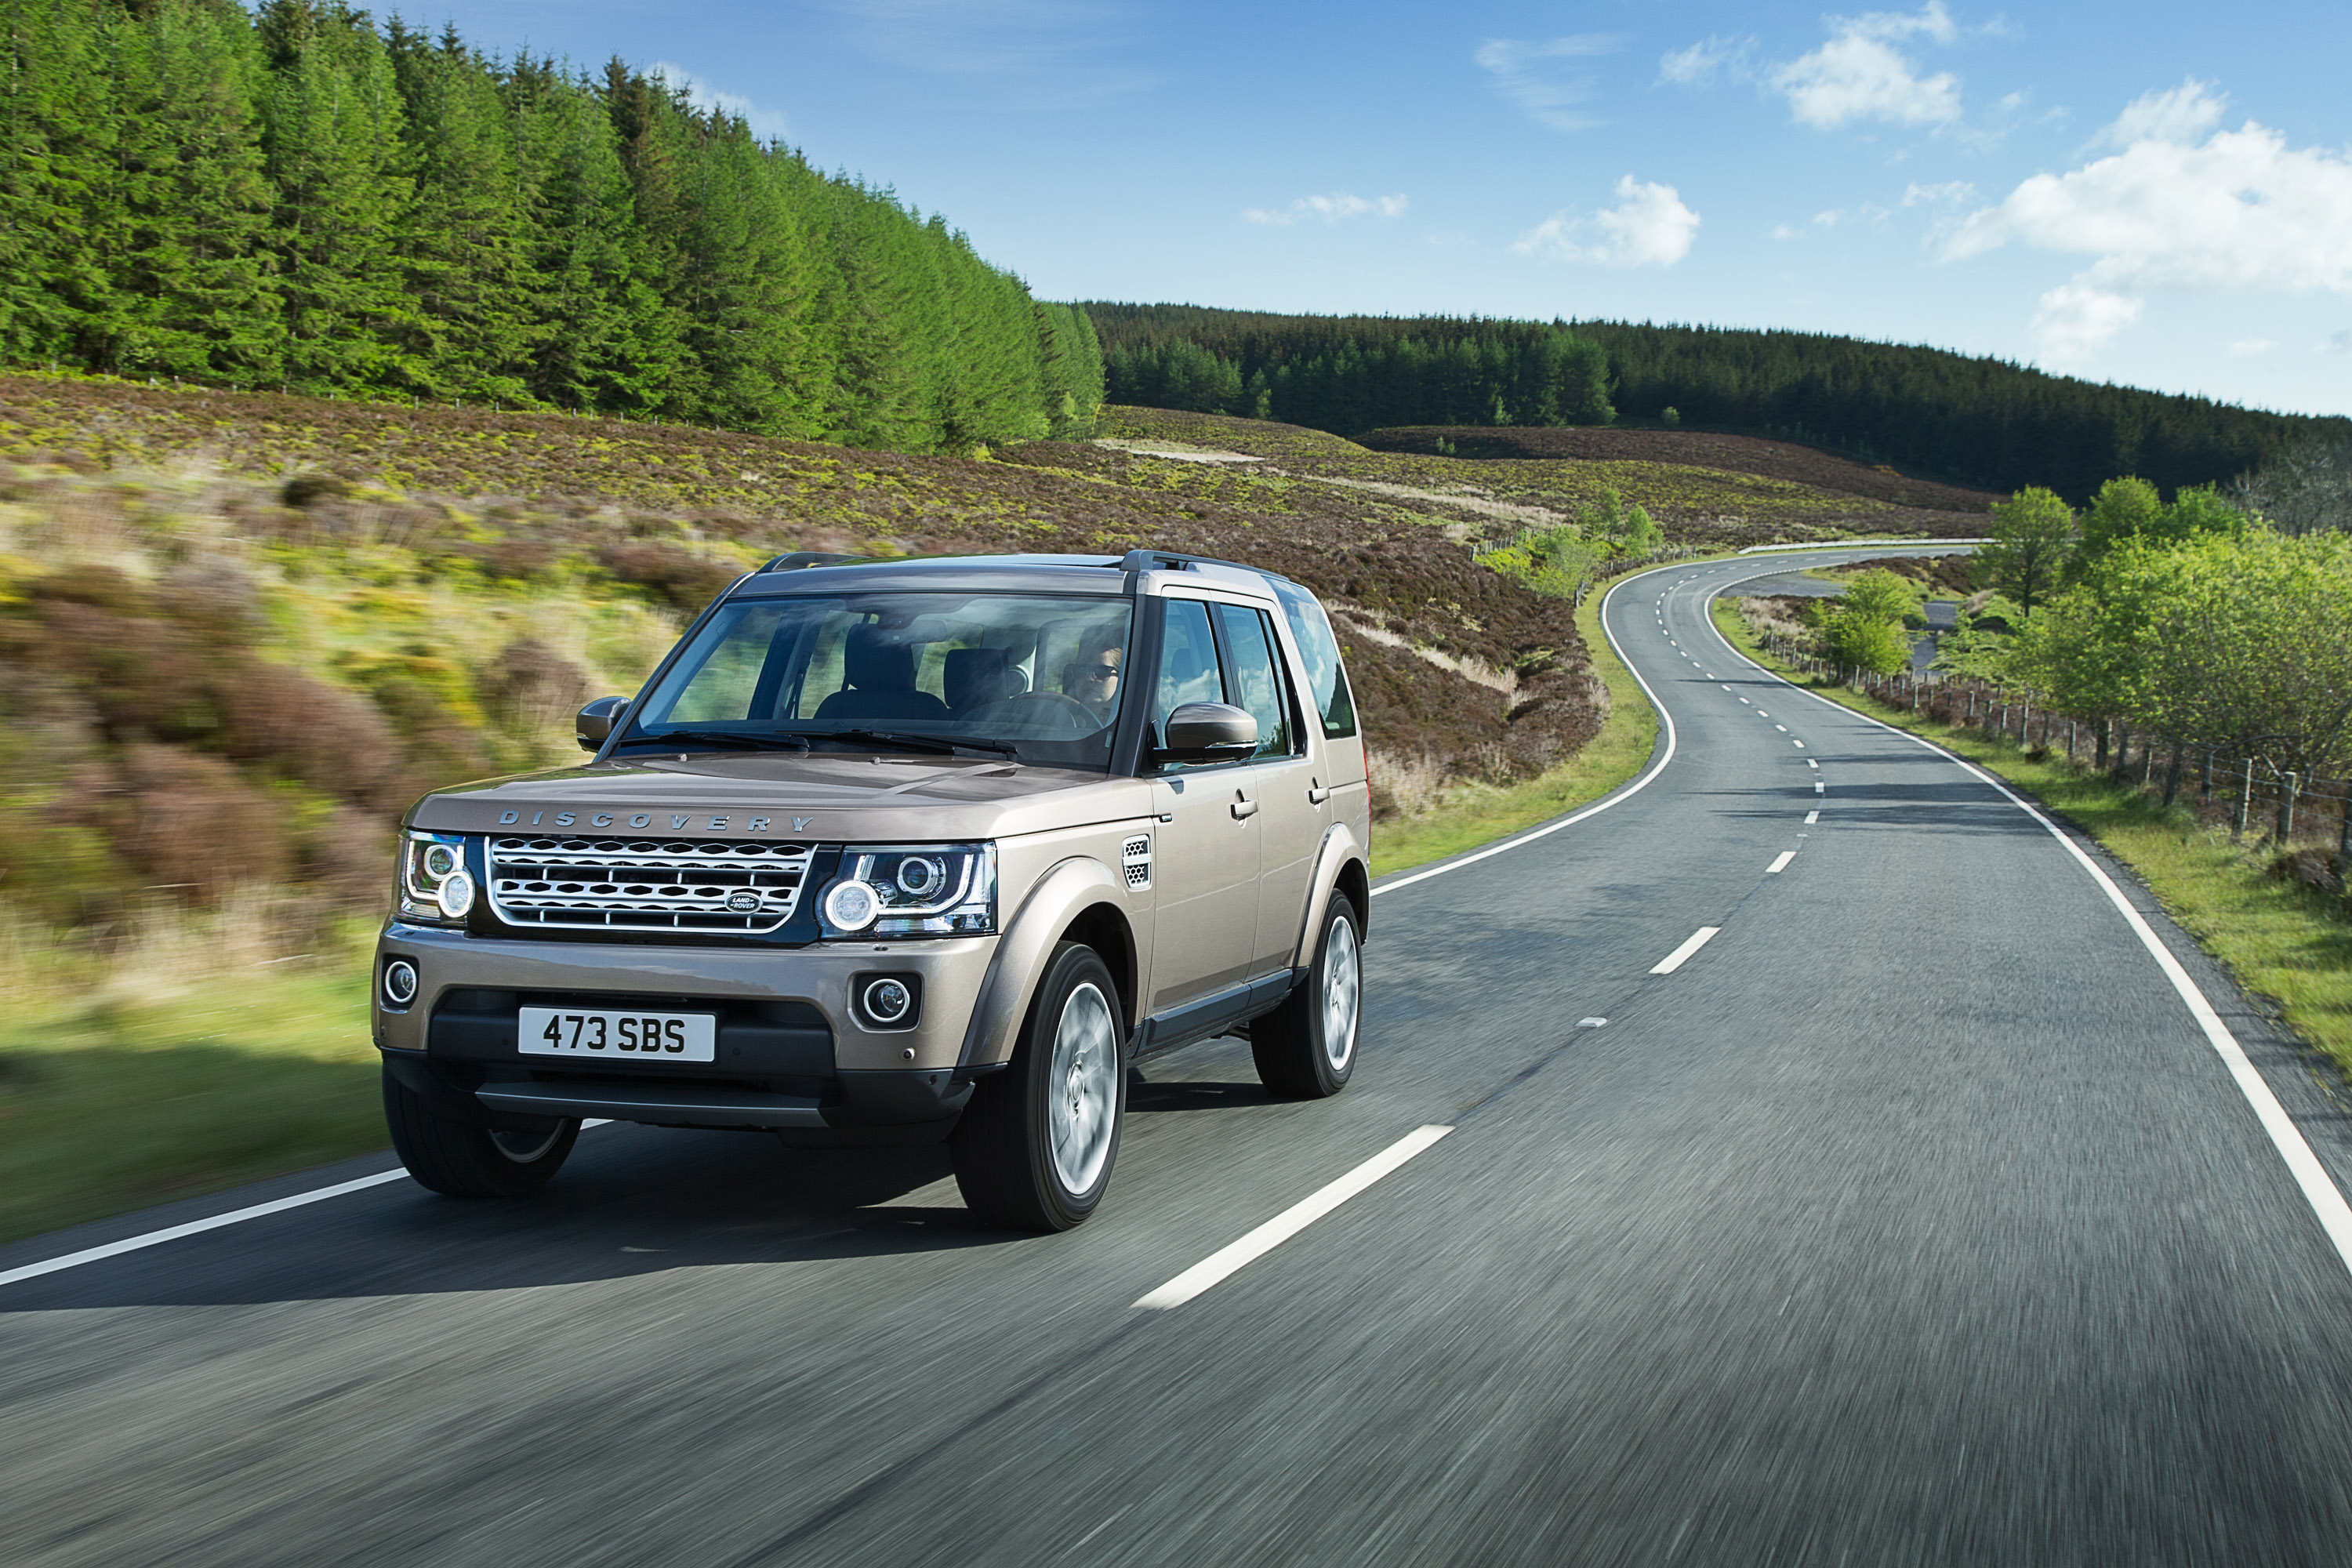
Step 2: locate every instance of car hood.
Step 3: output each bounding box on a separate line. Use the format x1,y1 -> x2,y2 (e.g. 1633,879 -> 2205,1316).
405,753 -> 1153,844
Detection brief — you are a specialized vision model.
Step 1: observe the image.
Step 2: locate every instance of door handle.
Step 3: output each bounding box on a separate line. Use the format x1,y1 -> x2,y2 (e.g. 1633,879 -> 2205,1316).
1231,795 -> 1259,820
1306,780 -> 1332,805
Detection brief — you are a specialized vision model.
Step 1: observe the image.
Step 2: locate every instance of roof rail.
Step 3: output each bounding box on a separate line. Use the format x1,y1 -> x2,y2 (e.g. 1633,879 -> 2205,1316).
1117,548 -> 1286,581
760,551 -> 866,572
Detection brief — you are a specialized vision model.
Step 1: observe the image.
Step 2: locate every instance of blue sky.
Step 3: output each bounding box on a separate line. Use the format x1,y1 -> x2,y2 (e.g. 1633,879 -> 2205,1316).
435,1 -> 2352,417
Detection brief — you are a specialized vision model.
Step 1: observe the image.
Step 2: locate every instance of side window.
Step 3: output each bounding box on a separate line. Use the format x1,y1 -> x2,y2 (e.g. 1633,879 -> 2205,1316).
1214,603 -> 1296,760
1272,579 -> 1357,739
1151,599 -> 1225,768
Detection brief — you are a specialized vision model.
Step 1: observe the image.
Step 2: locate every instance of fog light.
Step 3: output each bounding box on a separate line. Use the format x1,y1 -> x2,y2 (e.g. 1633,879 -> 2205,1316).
436,869 -> 476,921
824,879 -> 879,931
383,959 -> 419,1008
862,976 -> 913,1025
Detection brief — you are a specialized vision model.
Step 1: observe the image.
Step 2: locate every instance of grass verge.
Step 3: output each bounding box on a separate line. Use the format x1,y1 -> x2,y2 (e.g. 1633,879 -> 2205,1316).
1371,572 -> 1662,878
1713,598 -> 2352,1073
0,925 -> 380,1248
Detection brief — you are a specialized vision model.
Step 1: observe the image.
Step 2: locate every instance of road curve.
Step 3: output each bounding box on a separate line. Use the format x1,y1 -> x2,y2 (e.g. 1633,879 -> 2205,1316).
8,550 -> 2352,1567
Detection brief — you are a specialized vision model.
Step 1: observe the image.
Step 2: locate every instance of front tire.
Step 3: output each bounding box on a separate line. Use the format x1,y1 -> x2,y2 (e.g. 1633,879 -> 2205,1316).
1251,895 -> 1361,1098
951,942 -> 1125,1231
383,1066 -> 579,1198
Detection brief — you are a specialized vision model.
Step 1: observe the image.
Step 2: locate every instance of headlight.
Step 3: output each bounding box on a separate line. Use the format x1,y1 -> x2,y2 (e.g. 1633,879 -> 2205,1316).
819,844 -> 995,938
399,831 -> 473,926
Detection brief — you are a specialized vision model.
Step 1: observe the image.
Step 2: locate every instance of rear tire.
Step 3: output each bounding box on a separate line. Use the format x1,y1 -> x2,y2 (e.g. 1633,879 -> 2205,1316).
383,1066 -> 579,1198
951,943 -> 1125,1231
1251,895 -> 1361,1098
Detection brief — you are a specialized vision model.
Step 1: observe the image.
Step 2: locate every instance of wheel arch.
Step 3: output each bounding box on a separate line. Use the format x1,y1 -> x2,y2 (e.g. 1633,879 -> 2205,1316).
956,855 -> 1131,1070
1059,902 -> 1138,1036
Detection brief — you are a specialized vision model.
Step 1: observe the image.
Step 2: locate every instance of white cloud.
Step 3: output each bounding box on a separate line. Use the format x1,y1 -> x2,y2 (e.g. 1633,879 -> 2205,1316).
1944,96 -> 2352,359
1243,192 -> 1409,227
1902,180 -> 1975,206
2321,331 -> 2352,355
822,1 -> 1155,103
1513,176 -> 1700,267
650,63 -> 790,140
2031,283 -> 2143,362
1771,223 -> 1800,241
2093,78 -> 2225,151
1769,3 -> 1964,129
1657,34 -> 1755,87
1475,34 -> 1626,132
2227,338 -> 2276,357
1814,209 -> 1842,227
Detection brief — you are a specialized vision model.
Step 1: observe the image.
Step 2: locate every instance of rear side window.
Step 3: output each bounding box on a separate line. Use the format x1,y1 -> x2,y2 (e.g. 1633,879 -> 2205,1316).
1213,604 -> 1297,759
1272,579 -> 1357,739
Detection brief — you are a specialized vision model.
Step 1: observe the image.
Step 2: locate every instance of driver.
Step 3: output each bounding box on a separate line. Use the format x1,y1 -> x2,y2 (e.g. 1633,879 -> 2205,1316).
1060,635 -> 1124,724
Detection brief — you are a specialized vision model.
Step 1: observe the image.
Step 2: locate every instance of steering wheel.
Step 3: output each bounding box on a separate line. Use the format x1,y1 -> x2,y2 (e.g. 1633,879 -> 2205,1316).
971,691 -> 1102,734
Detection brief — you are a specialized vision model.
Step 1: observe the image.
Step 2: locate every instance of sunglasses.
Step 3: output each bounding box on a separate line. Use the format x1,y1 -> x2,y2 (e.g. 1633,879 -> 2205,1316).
1081,665 -> 1121,684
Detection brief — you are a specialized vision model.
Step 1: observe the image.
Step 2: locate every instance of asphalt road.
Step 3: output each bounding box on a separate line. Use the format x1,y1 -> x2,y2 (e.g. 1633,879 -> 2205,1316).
9,550 -> 2352,1567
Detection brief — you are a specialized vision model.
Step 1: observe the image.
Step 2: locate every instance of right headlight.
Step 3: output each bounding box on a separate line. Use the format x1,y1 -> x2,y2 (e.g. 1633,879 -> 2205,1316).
819,843 -> 996,938
398,831 -> 475,926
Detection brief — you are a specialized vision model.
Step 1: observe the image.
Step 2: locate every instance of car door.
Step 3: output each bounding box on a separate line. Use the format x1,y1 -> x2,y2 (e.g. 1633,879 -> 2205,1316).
1210,601 -> 1323,978
1145,597 -> 1260,1011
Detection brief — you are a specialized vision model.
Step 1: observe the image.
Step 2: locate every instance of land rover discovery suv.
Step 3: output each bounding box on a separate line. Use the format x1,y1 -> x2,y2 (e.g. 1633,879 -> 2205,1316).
374,550 -> 1371,1229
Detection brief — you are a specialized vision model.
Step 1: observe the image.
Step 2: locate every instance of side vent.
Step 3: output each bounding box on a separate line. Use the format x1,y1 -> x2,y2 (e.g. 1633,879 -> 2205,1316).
1120,834 -> 1152,891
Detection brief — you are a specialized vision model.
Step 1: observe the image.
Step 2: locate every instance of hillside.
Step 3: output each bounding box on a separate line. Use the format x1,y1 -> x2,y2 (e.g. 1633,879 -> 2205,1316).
1082,303 -> 2347,503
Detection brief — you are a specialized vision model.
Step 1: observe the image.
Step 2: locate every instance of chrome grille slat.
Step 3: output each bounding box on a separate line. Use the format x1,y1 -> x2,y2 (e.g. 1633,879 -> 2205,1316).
486,837 -> 813,935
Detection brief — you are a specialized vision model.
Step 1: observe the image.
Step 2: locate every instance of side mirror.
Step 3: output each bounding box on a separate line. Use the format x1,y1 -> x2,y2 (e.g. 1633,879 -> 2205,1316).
1156,702 -> 1258,763
575,696 -> 630,750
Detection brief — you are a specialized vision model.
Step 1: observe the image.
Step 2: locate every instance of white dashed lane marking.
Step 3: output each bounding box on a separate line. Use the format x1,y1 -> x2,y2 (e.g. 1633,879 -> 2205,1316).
1767,851 -> 1796,874
1651,927 -> 1722,975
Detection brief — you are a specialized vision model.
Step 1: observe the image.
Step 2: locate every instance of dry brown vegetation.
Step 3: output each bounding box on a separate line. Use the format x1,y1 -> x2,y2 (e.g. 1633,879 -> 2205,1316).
1359,423 -> 2002,519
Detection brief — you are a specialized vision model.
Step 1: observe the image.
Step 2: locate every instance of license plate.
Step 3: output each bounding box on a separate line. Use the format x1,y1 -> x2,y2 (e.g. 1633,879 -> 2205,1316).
518,1007 -> 717,1063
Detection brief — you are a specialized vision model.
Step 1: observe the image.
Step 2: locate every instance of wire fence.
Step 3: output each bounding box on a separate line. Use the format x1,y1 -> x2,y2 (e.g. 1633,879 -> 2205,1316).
1761,633 -> 2352,891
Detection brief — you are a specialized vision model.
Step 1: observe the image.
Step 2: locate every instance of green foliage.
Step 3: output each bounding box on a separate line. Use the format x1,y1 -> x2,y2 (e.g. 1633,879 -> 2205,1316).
1813,601 -> 1914,675
0,0 -> 1076,451
1978,486 -> 2074,617
2027,530 -> 2352,775
1091,306 -> 1613,433
1838,567 -> 1920,625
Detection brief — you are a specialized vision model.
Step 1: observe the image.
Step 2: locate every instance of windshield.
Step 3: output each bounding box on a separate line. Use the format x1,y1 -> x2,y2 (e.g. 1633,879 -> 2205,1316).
619,591 -> 1136,769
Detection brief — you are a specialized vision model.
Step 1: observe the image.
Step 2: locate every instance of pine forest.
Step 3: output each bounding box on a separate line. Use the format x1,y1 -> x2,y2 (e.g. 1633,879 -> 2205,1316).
1084,303 -> 2350,503
0,0 -> 1104,451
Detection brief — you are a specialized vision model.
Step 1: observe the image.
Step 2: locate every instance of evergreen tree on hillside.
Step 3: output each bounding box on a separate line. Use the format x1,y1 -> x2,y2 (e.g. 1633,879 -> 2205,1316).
256,0 -> 411,391
103,0 -> 281,386
0,0 -> 114,363
387,20 -> 540,402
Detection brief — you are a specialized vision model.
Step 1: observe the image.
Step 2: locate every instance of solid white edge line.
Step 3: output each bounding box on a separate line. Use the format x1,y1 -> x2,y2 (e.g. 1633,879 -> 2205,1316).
1651,926 -> 1722,975
1371,567 -> 1682,898
1708,598 -> 2352,1277
1766,851 -> 1796,874
0,1170 -> 410,1289
1134,1126 -> 1455,1308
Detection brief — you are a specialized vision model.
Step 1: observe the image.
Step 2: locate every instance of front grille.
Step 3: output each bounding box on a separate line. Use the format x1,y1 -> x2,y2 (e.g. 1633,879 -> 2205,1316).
487,837 -> 815,935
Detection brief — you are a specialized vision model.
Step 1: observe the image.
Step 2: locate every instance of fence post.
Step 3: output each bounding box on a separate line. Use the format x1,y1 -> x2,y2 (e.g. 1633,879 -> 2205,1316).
2067,719 -> 2076,762
2163,744 -> 2182,809
2279,773 -> 2299,843
2201,749 -> 2213,804
2096,719 -> 2109,771
2235,759 -> 2253,837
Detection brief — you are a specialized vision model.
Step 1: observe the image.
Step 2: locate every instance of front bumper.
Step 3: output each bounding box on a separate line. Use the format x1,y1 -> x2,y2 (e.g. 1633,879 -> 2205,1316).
374,924 -> 997,1134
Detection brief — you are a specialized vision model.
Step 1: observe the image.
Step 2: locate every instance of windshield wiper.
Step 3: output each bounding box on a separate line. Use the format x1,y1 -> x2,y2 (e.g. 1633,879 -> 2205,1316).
612,728 -> 811,753
807,728 -> 1019,758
